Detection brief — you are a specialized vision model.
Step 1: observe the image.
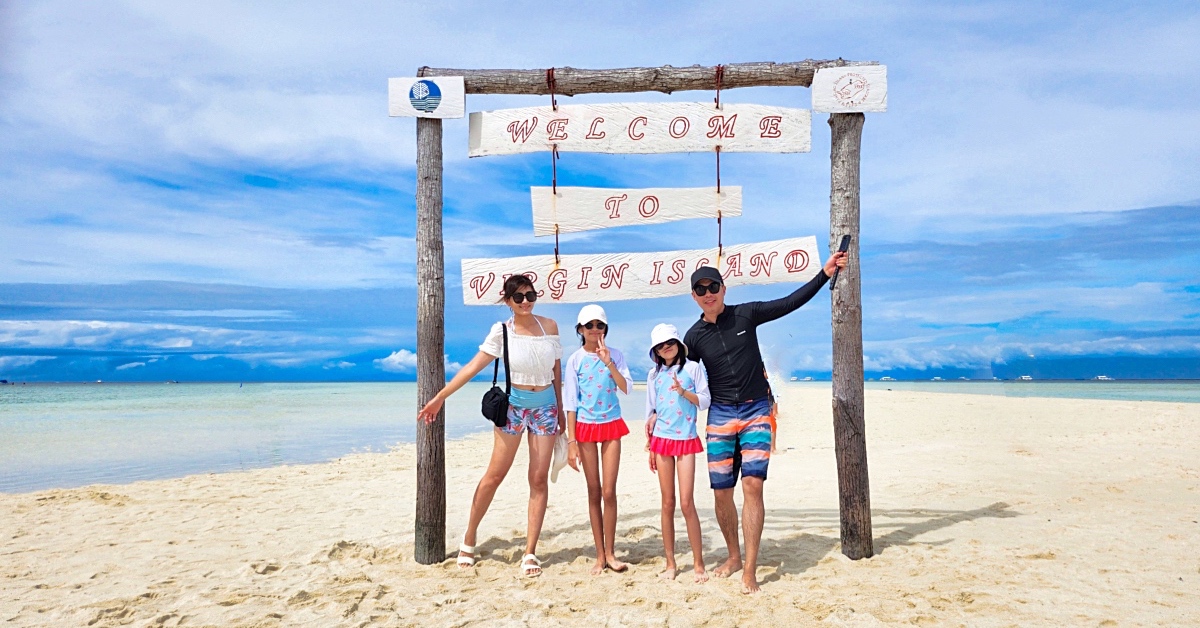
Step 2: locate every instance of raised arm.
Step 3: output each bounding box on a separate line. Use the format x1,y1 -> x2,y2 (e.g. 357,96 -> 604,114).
745,252 -> 846,325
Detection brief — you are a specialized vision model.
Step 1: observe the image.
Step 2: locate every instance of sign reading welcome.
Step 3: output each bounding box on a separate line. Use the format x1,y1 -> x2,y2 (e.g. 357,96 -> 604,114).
468,103 -> 811,157
461,236 -> 820,305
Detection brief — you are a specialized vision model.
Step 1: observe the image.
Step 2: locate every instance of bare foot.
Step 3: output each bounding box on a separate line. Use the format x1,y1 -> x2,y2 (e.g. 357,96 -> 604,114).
606,556 -> 629,573
694,568 -> 709,584
590,559 -> 606,576
659,564 -> 678,580
712,556 -> 742,578
741,572 -> 761,594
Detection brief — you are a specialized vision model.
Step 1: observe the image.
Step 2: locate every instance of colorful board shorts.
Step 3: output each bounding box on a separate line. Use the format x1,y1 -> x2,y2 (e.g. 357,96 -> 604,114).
502,387 -> 559,436
705,397 -> 772,489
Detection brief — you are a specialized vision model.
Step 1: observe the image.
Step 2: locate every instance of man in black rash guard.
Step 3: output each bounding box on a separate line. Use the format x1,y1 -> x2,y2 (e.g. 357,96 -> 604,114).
683,250 -> 847,594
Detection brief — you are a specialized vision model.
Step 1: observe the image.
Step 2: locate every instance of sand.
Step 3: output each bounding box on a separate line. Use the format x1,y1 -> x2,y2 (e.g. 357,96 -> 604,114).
2,385 -> 1198,627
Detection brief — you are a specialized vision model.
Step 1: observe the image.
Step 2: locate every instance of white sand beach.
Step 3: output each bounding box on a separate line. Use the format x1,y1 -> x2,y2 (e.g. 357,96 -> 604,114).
2,385 -> 1198,626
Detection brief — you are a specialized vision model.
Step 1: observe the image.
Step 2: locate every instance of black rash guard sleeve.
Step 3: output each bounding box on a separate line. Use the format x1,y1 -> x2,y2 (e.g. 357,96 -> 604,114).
743,269 -> 830,326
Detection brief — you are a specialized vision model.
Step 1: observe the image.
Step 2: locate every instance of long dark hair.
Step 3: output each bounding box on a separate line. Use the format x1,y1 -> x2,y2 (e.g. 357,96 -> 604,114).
497,273 -> 535,304
651,339 -> 687,373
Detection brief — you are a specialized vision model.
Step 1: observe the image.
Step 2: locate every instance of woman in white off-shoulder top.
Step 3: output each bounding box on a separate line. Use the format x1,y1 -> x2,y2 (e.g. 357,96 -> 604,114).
417,274 -> 563,578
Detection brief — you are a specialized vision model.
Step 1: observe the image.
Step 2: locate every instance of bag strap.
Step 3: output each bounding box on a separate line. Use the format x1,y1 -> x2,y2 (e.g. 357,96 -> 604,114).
501,322 -> 512,395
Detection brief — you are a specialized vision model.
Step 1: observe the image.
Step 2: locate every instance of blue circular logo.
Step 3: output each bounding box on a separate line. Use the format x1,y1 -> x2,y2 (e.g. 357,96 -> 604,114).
409,80 -> 442,113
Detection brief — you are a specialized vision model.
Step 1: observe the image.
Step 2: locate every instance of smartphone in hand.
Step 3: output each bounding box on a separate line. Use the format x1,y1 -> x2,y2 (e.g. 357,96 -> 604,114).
830,235 -> 852,290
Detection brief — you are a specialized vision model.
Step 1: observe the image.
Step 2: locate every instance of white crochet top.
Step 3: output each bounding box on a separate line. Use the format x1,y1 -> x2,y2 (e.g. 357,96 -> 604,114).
478,318 -> 562,387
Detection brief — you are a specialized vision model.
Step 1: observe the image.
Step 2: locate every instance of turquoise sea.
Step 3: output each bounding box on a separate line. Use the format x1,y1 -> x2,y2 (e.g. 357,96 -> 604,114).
2,380 -> 1196,493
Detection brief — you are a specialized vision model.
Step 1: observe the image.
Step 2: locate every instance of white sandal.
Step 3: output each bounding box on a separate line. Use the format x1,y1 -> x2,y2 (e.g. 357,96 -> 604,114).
457,542 -> 477,568
521,554 -> 542,577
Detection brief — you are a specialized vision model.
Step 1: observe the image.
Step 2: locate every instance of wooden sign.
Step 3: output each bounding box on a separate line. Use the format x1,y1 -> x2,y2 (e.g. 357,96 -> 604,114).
530,186 -> 741,236
468,103 -> 810,157
461,236 -> 819,305
388,77 -> 465,119
812,66 -> 887,113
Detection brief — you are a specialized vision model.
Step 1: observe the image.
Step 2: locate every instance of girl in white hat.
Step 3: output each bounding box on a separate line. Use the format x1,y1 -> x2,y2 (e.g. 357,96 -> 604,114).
563,303 -> 632,575
645,323 -> 711,582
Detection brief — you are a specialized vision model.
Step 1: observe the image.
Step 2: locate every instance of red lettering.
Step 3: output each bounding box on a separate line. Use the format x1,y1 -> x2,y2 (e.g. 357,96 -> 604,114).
758,116 -> 782,138
668,116 -> 691,139
546,118 -> 569,141
667,259 -> 686,284
469,273 -> 495,300
628,116 -> 648,140
722,253 -> 743,279
577,266 -> 593,289
638,195 -> 660,218
695,258 -> 710,270
706,114 -> 738,139
507,117 -> 539,144
784,250 -> 809,273
650,260 -> 664,285
548,268 -> 568,300
605,194 -> 628,219
749,252 -> 778,277
586,117 -> 606,139
600,263 -> 630,289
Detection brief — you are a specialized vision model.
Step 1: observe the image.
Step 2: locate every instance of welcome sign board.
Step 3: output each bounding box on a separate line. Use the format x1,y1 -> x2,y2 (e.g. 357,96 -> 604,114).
468,103 -> 811,157
460,236 -> 820,305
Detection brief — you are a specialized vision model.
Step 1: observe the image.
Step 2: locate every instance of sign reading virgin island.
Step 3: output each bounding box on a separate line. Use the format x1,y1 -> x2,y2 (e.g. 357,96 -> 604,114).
530,186 -> 742,236
460,236 -> 820,305
468,103 -> 811,157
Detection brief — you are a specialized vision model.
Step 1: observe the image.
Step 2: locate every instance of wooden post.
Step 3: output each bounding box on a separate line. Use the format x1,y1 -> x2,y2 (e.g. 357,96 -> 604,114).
829,112 -> 873,560
414,116 -> 446,565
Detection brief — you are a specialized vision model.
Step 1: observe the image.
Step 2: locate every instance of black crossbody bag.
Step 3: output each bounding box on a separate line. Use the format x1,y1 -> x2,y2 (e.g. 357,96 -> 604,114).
480,323 -> 511,427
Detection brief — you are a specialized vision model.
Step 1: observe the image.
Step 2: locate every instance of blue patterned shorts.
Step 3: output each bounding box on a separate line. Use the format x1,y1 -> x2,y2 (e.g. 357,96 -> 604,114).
501,403 -> 559,436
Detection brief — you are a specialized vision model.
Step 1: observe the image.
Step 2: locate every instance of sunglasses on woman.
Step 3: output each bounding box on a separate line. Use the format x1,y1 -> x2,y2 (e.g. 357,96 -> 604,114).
692,282 -> 722,296
511,290 -> 538,304
582,321 -> 607,330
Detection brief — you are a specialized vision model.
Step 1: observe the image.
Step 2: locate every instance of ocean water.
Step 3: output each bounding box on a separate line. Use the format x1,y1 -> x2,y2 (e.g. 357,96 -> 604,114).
0,382 -> 646,494
2,380 -> 1194,494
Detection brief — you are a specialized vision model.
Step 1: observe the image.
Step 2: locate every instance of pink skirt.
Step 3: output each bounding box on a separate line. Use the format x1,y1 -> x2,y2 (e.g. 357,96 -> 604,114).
648,435 -> 705,457
576,418 -> 629,443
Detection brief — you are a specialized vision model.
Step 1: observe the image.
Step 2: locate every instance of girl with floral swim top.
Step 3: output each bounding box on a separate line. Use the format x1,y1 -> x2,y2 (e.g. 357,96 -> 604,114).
563,304 -> 632,575
417,274 -> 563,578
645,323 -> 711,582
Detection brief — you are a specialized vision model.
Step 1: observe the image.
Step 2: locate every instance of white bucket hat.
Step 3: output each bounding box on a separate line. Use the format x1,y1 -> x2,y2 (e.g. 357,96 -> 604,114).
648,323 -> 687,360
576,304 -> 608,326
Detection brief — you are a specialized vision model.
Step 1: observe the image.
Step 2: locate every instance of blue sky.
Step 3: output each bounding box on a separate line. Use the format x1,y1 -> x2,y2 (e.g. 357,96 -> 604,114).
2,1 -> 1199,382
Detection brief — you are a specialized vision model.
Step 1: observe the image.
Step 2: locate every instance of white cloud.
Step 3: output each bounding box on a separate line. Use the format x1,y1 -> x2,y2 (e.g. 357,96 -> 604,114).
115,361 -> 146,370
374,349 -> 462,374
0,356 -> 56,371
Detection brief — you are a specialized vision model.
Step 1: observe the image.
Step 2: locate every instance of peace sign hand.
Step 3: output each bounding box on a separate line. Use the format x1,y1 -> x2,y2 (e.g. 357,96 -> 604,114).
596,334 -> 612,367
669,372 -> 685,395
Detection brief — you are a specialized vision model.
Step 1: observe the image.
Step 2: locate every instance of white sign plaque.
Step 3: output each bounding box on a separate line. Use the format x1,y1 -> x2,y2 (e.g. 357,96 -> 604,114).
460,236 -> 820,305
468,103 -> 811,157
530,186 -> 742,236
388,76 -> 465,119
812,65 -> 888,113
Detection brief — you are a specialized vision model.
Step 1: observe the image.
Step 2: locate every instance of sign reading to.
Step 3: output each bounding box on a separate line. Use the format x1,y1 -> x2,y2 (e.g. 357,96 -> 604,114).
530,186 -> 742,237
388,77 -> 465,119
461,236 -> 819,305
811,65 -> 888,113
468,103 -> 811,157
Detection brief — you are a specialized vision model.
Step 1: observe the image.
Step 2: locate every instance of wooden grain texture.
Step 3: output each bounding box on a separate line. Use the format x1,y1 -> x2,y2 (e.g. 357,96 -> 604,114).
419,60 -> 878,95
829,112 -> 873,560
468,103 -> 810,156
530,186 -> 741,236
414,117 -> 447,565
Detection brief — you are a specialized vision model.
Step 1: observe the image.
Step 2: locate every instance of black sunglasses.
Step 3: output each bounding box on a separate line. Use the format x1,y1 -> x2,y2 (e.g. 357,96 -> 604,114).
511,290 -> 538,304
582,321 -> 607,330
692,282 -> 722,296
654,339 -> 679,352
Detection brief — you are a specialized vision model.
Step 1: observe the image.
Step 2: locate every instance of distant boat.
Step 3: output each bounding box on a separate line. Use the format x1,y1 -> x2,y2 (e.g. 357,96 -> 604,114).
96,380 -> 103,384
802,376 -> 813,381
1018,375 -> 1033,381
880,376 -> 896,381
1093,375 -> 1113,381
959,377 -> 970,380
789,376 -> 797,382
931,377 -> 943,381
